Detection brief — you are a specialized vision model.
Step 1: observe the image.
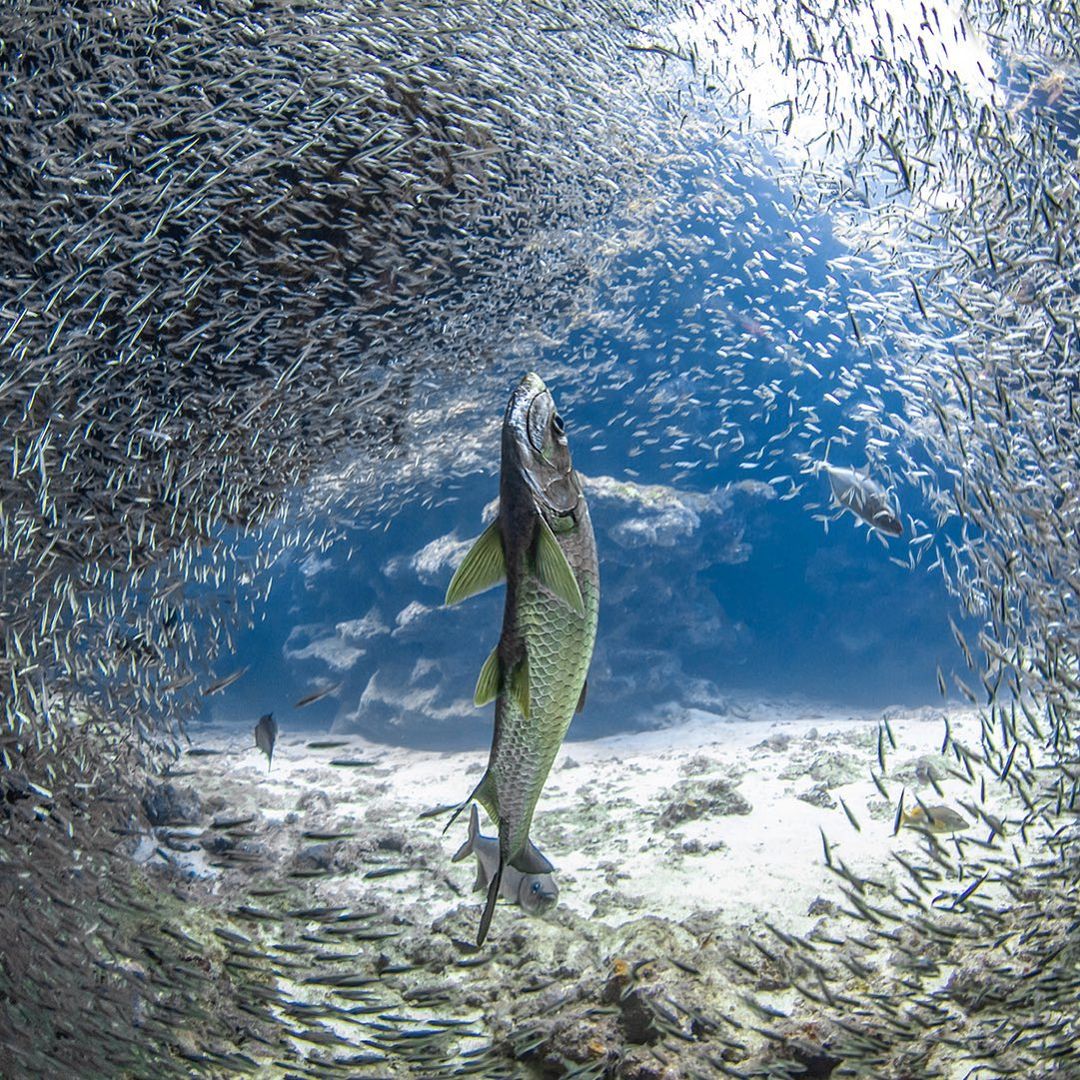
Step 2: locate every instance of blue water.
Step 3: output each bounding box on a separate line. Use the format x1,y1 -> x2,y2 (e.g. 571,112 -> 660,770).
203,146 -> 970,748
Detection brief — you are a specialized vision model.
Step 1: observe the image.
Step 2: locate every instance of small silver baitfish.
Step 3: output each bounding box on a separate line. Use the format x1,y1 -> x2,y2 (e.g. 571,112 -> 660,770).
452,805 -> 558,915
820,462 -> 903,537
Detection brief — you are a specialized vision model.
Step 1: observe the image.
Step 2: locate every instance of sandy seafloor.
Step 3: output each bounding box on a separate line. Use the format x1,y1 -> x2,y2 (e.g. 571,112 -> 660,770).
143,699 -> 1039,1077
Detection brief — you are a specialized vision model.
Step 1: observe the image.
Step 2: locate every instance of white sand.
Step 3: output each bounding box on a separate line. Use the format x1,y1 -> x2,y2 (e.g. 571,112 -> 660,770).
173,698 -> 1026,939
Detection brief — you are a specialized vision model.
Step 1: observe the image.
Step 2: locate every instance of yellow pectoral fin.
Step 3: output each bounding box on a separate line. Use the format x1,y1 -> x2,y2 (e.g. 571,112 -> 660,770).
445,520 -> 506,606
474,647 -> 500,707
534,517 -> 584,614
511,654 -> 530,720
475,648 -> 528,714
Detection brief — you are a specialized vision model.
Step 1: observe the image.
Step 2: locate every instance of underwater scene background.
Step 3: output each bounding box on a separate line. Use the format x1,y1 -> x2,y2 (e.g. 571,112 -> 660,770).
1,0 -> 1078,1077
211,204 -> 967,745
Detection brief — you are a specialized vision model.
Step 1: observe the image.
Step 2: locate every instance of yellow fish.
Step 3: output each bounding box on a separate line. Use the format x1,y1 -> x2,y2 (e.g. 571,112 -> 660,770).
902,805 -> 969,834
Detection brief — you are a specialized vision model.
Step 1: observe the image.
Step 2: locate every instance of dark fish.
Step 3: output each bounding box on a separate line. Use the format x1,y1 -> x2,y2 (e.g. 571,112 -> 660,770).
363,866 -> 413,880
254,713 -> 278,769
210,815 -> 256,830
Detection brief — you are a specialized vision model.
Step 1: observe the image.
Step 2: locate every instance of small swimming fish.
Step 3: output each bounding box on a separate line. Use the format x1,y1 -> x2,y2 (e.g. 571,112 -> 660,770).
820,462 -> 903,537
293,681 -> 343,708
444,372 -> 598,945
202,665 -> 250,696
452,805 -> 558,916
902,804 -> 969,833
254,713 -> 278,769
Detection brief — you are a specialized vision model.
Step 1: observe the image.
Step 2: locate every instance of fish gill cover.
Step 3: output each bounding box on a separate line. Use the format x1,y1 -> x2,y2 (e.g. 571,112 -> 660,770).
0,0 -> 1078,1077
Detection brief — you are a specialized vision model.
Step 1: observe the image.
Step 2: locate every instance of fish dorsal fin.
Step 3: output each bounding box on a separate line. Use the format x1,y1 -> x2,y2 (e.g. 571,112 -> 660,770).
516,840 -> 554,875
534,517 -> 584,614
474,646 -> 500,707
445,520 -> 505,606
575,678 -> 588,714
510,653 -> 530,719
476,860 -> 502,946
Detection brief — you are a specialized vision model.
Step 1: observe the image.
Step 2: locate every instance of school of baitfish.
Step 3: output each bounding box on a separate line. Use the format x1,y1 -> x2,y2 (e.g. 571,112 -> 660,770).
1,0 -> 1079,1076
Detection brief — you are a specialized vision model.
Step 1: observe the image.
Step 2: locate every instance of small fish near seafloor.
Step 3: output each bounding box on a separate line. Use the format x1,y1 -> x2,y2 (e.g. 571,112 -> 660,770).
452,805 -> 558,915
444,372 -> 599,946
902,804 -> 969,834
254,713 -> 278,770
819,461 -> 903,537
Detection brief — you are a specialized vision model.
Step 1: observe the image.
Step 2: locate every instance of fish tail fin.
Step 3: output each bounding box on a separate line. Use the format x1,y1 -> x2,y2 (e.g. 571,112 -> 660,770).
476,856 -> 502,946
451,805 -> 480,863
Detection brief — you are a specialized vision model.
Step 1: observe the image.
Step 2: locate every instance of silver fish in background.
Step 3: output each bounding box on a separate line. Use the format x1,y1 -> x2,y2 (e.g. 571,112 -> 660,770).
452,805 -> 558,915
445,372 -> 599,945
820,462 -> 903,538
293,682 -> 343,709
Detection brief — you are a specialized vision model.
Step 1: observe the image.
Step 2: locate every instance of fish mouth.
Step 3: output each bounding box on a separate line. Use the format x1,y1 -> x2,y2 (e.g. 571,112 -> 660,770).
506,371 -> 548,422
524,892 -> 558,915
874,515 -> 904,537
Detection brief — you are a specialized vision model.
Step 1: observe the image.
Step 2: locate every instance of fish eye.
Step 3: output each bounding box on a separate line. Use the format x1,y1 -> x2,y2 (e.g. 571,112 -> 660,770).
551,413 -> 565,436
531,881 -> 541,892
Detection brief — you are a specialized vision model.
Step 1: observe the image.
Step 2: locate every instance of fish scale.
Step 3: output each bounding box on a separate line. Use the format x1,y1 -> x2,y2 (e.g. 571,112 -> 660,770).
483,528 -> 599,859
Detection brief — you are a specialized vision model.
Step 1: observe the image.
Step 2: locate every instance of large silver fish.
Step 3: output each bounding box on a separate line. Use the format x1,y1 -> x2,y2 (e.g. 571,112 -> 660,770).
820,462 -> 903,537
445,372 -> 599,945
452,804 -> 558,915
